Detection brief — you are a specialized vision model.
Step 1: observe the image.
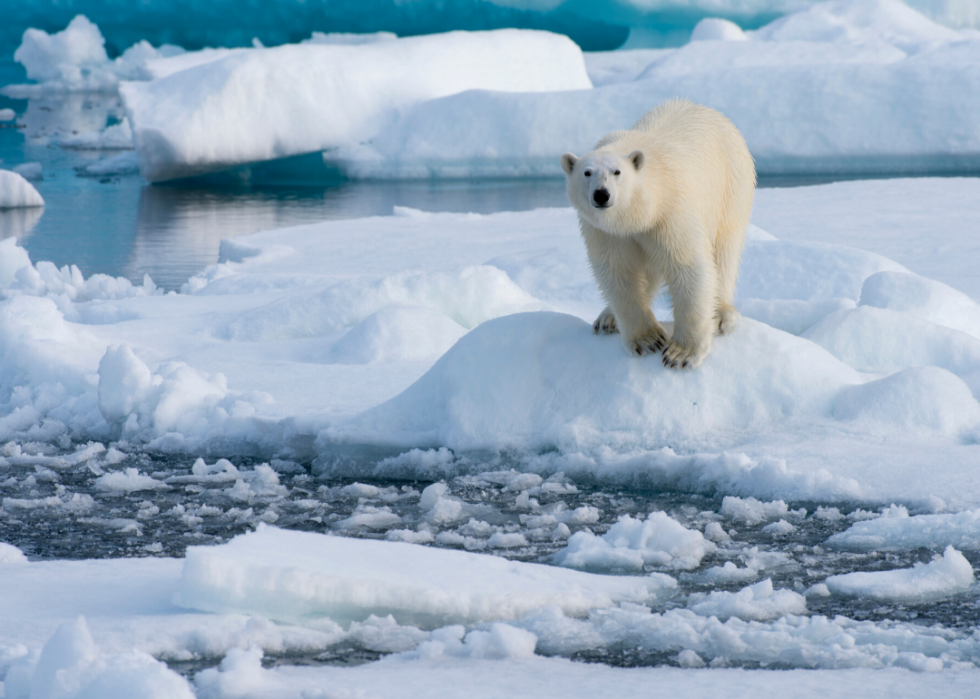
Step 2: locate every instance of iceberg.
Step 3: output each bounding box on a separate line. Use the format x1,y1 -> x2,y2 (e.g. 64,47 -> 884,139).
0,170 -> 45,209
120,29 -> 591,182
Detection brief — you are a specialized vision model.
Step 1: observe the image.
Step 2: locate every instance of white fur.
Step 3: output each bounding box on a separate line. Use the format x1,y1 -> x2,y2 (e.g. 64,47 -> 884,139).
562,99 -> 755,369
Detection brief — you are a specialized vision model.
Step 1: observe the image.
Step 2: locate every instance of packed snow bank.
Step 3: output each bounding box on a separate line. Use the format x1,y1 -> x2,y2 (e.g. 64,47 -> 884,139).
825,546 -> 975,601
0,170 -> 45,209
121,29 -> 591,181
175,525 -> 677,627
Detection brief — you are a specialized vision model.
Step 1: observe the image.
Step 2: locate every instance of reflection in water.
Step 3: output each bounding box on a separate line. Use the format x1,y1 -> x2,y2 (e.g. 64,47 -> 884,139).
0,205 -> 43,241
130,179 -> 569,290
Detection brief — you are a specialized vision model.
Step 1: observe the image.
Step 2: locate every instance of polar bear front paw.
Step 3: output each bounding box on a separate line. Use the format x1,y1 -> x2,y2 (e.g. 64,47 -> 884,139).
593,309 -> 619,335
662,340 -> 707,369
628,326 -> 668,356
717,304 -> 740,335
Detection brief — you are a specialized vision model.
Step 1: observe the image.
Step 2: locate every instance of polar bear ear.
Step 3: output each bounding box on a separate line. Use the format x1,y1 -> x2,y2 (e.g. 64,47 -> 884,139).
629,150 -> 645,171
561,153 -> 578,175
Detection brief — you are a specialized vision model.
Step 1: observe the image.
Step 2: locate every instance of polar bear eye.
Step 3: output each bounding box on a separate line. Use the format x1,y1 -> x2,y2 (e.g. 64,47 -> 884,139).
614,169 -> 621,176
584,170 -> 592,177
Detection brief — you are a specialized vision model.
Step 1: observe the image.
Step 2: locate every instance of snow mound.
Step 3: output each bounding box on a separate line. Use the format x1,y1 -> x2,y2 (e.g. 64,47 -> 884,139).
121,30 -> 591,182
833,365 -> 980,434
825,546 -> 975,601
324,312 -> 861,454
0,170 -> 45,209
174,525 -> 677,628
554,511 -> 715,572
828,507 -> 980,550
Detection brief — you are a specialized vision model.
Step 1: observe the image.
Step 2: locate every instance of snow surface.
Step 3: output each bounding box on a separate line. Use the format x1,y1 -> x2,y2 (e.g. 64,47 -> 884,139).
0,170 -> 45,209
2,180 -> 980,508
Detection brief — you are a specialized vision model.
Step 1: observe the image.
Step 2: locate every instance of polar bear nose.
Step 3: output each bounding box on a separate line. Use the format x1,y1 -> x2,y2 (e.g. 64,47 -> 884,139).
593,188 -> 610,206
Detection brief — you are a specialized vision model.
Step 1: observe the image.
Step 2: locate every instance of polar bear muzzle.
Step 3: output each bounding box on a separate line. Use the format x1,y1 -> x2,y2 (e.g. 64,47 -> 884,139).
592,188 -> 611,207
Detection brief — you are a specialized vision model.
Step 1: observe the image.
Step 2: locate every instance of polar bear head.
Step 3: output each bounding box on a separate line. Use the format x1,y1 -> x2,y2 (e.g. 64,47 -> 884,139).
561,148 -> 648,236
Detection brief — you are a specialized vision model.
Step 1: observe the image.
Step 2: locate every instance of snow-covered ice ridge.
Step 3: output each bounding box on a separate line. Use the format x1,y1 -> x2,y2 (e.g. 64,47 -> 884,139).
5,0 -> 980,181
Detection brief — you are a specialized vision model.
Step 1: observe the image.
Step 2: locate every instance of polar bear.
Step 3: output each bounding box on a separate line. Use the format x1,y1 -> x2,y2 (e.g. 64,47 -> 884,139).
561,98 -> 755,369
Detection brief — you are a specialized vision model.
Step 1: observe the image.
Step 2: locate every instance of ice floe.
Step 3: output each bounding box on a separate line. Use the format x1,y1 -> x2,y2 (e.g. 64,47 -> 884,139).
825,546 -> 975,601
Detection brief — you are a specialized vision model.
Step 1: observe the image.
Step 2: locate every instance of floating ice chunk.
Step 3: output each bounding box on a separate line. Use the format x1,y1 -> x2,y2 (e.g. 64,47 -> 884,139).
554,512 -> 715,572
691,18 -> 749,42
0,542 -> 28,564
341,482 -> 381,499
814,506 -> 845,521
174,525 -> 676,628
487,532 -> 528,549
385,529 -> 435,545
94,467 -> 170,493
0,108 -> 15,121
61,118 -> 133,150
677,649 -> 707,667
688,578 -> 807,621
697,561 -> 760,584
833,366 -> 980,435
703,522 -> 731,543
762,519 -> 797,535
12,163 -> 42,182
720,496 -> 790,526
122,30 -> 592,181
419,482 -> 464,524
828,507 -> 980,551
0,170 -> 45,209
825,546 -> 975,602
82,152 -> 140,177
335,506 -> 402,531
348,614 -> 428,653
